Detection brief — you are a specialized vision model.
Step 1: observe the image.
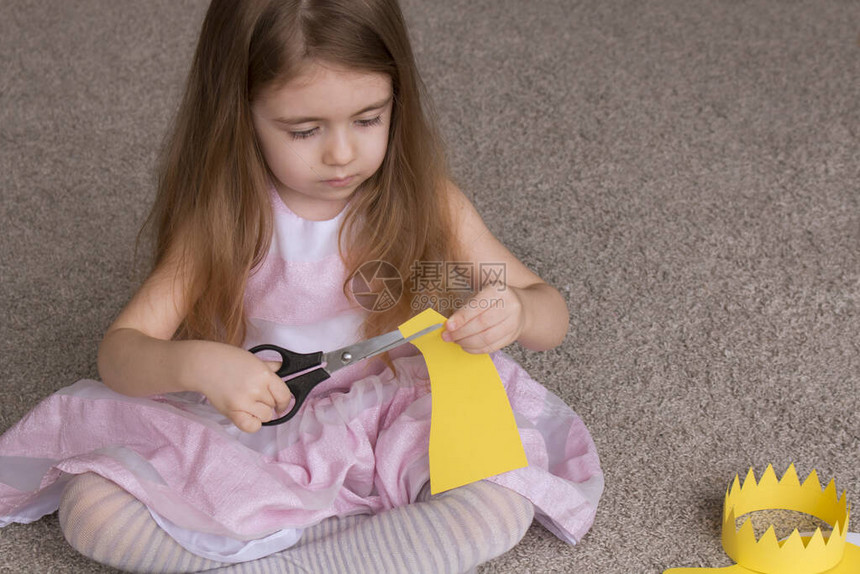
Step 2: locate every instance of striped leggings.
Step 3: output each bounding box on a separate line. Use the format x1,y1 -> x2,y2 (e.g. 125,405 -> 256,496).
58,472 -> 534,573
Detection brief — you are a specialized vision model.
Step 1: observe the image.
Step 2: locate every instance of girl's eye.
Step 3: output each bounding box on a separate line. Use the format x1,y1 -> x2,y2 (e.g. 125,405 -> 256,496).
356,116 -> 383,128
290,128 -> 317,140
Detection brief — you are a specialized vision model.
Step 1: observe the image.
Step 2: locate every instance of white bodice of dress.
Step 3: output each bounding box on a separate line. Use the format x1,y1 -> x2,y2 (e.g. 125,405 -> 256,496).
243,190 -> 367,355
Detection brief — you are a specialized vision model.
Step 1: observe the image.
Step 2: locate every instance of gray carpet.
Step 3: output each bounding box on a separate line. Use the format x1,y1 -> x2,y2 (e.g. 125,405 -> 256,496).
1,1 -> 858,572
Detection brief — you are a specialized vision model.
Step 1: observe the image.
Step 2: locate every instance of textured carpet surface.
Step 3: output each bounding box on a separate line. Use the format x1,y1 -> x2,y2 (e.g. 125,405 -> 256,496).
1,1 -> 858,573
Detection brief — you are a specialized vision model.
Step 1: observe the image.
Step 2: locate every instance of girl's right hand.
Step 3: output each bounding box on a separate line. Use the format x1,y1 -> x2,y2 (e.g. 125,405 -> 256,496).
97,252 -> 291,433
185,341 -> 293,433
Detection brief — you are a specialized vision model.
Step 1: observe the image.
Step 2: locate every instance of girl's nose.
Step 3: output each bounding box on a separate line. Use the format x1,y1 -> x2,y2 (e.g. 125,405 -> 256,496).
322,129 -> 354,167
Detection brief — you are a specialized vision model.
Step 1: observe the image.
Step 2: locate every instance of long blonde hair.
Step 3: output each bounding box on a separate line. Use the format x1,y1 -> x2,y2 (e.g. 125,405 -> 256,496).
145,0 -> 459,345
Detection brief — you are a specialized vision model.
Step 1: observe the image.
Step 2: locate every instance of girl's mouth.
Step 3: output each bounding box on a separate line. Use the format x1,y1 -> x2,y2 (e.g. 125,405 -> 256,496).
324,176 -> 355,188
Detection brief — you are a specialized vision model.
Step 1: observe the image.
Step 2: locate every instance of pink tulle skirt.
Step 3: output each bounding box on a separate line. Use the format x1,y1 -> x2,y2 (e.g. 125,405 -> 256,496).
0,352 -> 602,563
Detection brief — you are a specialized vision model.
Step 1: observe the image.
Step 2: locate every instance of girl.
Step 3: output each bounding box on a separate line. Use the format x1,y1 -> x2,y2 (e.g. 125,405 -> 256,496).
0,1 -> 602,572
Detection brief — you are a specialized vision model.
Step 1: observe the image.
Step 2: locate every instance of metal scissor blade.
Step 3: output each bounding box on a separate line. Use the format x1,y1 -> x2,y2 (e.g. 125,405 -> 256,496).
371,323 -> 445,357
323,323 -> 444,373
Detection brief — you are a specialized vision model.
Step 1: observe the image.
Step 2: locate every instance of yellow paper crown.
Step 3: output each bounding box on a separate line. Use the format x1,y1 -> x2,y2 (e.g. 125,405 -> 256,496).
721,463 -> 850,574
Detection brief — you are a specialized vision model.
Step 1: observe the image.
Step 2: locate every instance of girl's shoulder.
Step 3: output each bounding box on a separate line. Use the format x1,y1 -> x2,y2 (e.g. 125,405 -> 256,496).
444,181 -> 491,253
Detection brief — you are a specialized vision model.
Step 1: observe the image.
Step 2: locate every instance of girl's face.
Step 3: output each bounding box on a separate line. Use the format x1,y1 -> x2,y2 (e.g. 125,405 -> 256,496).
252,60 -> 393,221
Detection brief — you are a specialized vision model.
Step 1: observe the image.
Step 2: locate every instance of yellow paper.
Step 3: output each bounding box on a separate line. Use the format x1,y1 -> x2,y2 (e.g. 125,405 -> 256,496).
664,544 -> 860,574
399,308 -> 528,494
664,567 -> 751,574
664,464 -> 859,574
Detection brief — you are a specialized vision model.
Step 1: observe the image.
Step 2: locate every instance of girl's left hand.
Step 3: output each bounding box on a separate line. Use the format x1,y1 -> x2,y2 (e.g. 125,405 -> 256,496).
441,283 -> 525,354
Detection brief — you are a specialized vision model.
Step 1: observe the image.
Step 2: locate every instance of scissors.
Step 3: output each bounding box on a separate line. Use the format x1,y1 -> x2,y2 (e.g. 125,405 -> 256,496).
249,323 -> 443,425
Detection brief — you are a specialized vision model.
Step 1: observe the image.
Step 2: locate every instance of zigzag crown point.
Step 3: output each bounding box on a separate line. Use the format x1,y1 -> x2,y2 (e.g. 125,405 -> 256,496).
758,524 -> 780,547
730,474 -> 741,491
781,529 -> 809,554
803,528 -> 828,553
734,515 -> 755,539
723,503 -> 738,527
822,477 -> 837,500
759,464 -> 779,489
740,466 -> 758,492
780,463 -> 801,488
801,468 -> 822,492
724,474 -> 743,513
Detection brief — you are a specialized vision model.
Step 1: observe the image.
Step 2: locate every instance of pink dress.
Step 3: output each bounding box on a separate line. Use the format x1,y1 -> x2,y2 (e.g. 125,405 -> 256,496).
0,191 -> 603,563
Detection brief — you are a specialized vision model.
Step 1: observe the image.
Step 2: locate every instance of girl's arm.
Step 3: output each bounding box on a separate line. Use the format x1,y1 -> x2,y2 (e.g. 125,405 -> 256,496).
441,184 -> 570,353
97,250 -> 292,432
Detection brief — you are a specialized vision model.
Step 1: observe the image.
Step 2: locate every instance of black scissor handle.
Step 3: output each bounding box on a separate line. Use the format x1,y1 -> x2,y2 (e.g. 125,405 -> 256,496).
249,344 -> 323,378
248,344 -> 330,425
